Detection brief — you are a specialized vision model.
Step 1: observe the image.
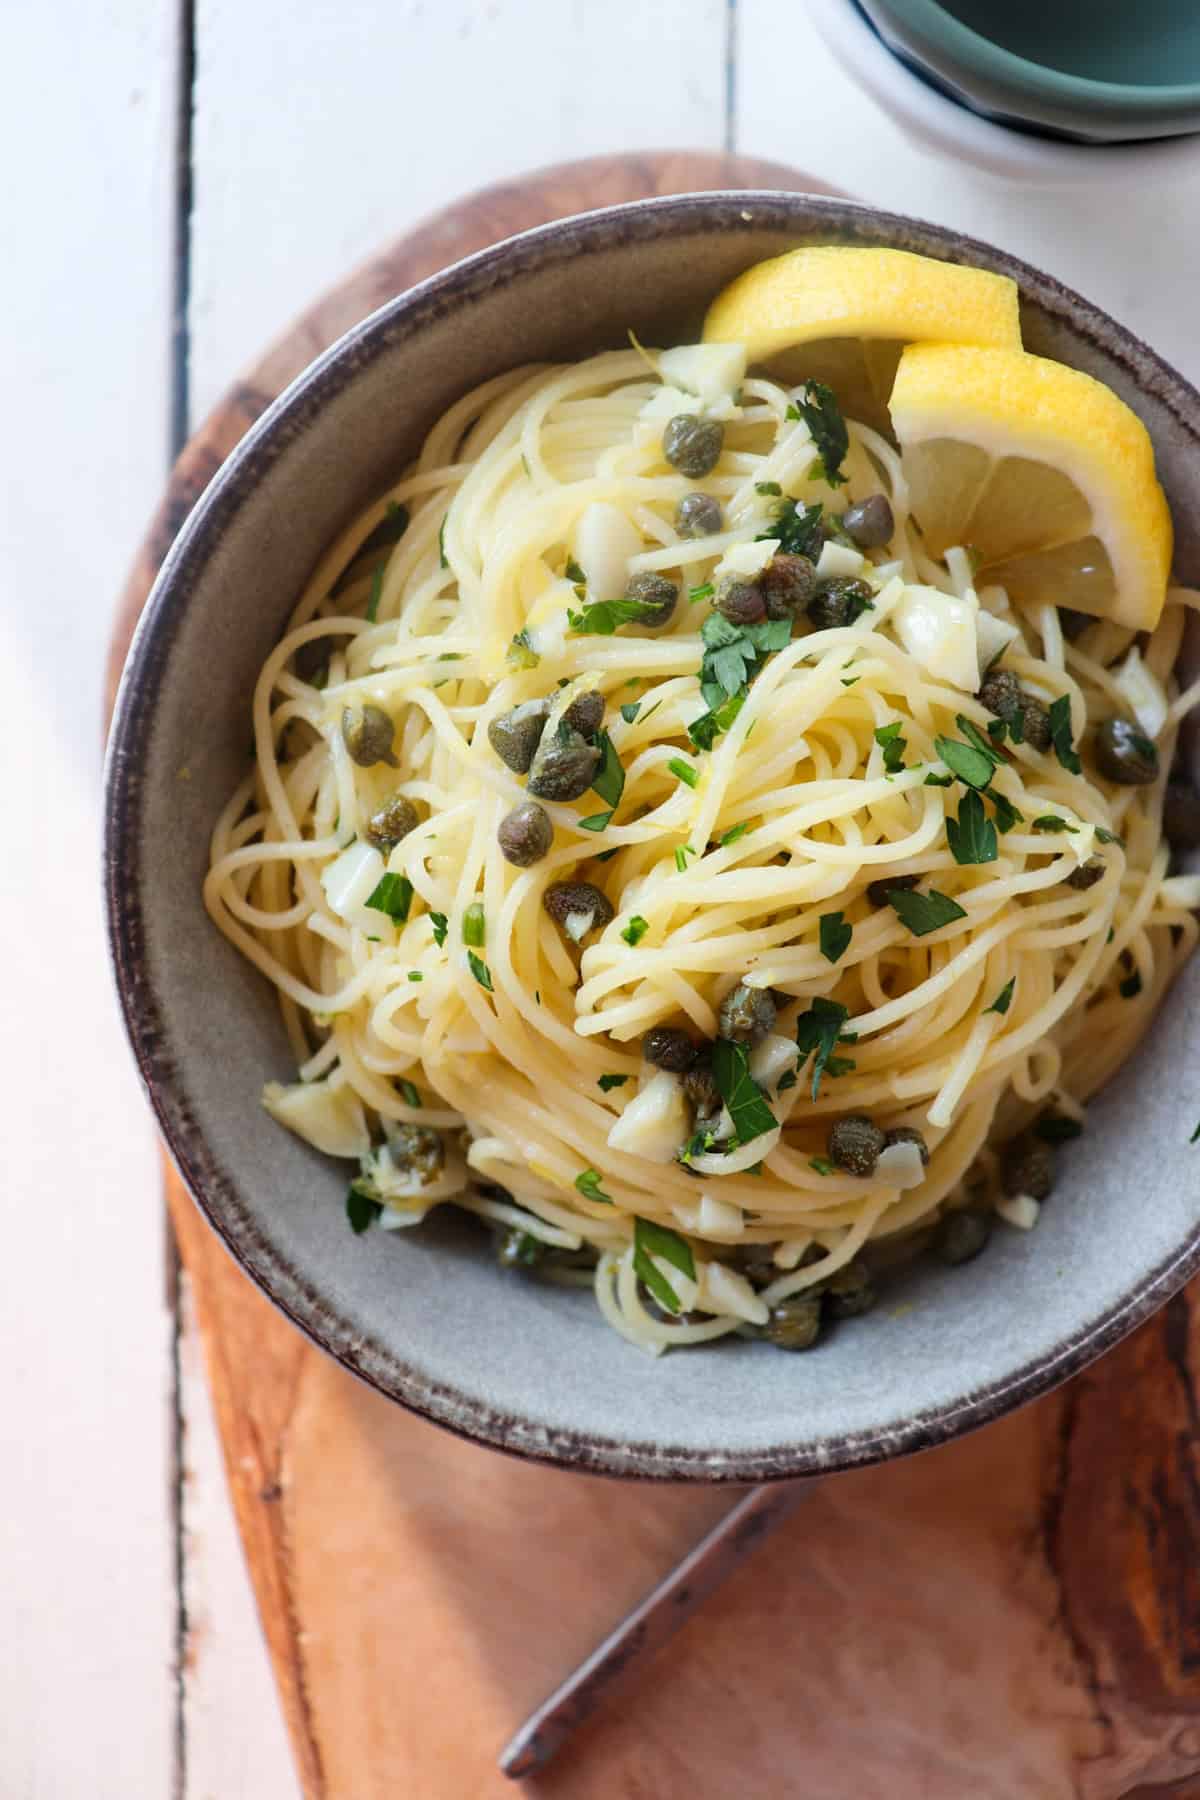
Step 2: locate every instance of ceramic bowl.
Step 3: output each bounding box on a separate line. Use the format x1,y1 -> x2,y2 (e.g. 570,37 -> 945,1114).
105,193 -> 1200,1482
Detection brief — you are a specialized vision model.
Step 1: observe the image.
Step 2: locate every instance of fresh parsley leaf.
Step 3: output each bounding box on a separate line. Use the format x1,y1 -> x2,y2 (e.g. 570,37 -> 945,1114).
985,976 -> 1015,1016
621,915 -> 648,946
934,734 -> 996,791
467,951 -> 493,991
758,496 -> 824,559
564,557 -> 586,585
593,845 -> 620,862
956,713 -> 1003,765
620,701 -> 640,724
842,676 -> 861,687
1095,826 -> 1122,846
429,911 -> 448,948
1035,1114 -> 1083,1144
795,997 -> 857,1100
633,1216 -> 696,1314
576,1168 -> 613,1205
719,822 -> 750,847
712,1038 -> 778,1146
346,1185 -> 381,1235
598,1074 -> 629,1093
755,480 -> 783,496
989,790 -> 1024,833
923,770 -> 955,787
946,790 -> 998,865
398,1079 -> 422,1108
462,902 -> 485,947
819,911 -> 853,964
688,689 -> 745,752
1048,695 -> 1082,774
438,516 -> 448,568
874,721 -> 906,774
407,971 -> 423,983
591,730 -> 625,813
668,756 -> 699,789
785,403 -> 800,421
688,581 -> 715,605
1032,814 -> 1078,833
365,562 -> 385,623
886,886 -> 967,936
796,381 -> 849,487
578,812 -> 613,832
674,844 -> 695,873
506,629 -> 540,671
809,1156 -> 834,1176
568,596 -> 664,635
365,873 -> 413,923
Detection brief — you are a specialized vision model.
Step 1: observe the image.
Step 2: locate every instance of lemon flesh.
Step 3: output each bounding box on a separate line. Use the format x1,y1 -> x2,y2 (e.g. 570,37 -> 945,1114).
703,247 -> 1021,432
890,344 -> 1172,632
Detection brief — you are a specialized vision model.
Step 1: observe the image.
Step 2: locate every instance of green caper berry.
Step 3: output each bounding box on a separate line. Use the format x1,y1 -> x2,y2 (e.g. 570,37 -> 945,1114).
867,871 -> 919,908
527,727 -> 601,802
364,793 -> 419,852
1065,858 -> 1104,891
487,699 -> 550,774
978,669 -> 1052,752
675,491 -> 723,538
497,801 -> 553,867
682,1058 -> 721,1118
341,703 -> 398,768
717,982 -> 776,1046
935,1208 -> 992,1266
496,1228 -> 545,1269
1164,779 -> 1200,851
883,1124 -> 930,1166
542,880 -> 615,939
762,1293 -> 824,1351
825,1259 -> 876,1318
841,493 -> 894,549
760,553 -> 817,620
385,1124 -> 444,1183
1019,699 -> 1053,753
734,1242 -> 780,1288
643,1027 -> 699,1072
625,571 -> 679,629
561,690 -> 605,738
1001,1136 -> 1055,1201
828,1114 -> 886,1178
807,576 -> 874,631
662,413 -> 724,479
1094,718 -> 1159,786
716,576 -> 766,626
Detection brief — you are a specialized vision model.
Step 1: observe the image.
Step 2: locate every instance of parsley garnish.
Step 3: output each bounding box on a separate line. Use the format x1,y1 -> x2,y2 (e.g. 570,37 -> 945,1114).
582,729 -> 625,832
1032,815 -> 1078,833
688,689 -> 745,752
795,381 -> 849,487
568,596 -> 664,635
564,557 -> 586,585
438,516 -> 448,568
346,1185 -> 382,1235
946,790 -> 998,865
934,719 -> 1000,791
712,1038 -> 778,1146
407,971 -> 423,983
755,480 -> 782,496
989,791 -> 1024,833
688,582 -> 715,606
1048,695 -> 1082,774
668,756 -> 699,789
874,721 -> 906,774
621,915 -> 648,946
674,844 -> 696,873
598,1074 -> 628,1093
1095,826 -> 1122,846
429,911 -> 448,948
462,902 -> 485,947
365,873 -> 413,923
985,976 -> 1015,1016
466,951 -> 493,991
620,701 -> 640,724
719,822 -> 750,847
887,887 -> 967,936
700,612 -> 791,709
809,1156 -> 834,1176
633,1217 -> 696,1314
365,563 -> 385,623
576,1168 -> 613,1205
819,911 -> 853,964
795,997 -> 857,1099
1035,1114 -> 1083,1144
923,771 -> 955,787
506,629 -> 540,671
757,496 -> 824,559
398,1079 -> 422,1108
578,814 -> 612,833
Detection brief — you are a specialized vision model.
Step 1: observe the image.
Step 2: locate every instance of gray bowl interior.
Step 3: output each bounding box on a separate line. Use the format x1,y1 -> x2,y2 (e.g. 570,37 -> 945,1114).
106,194 -> 1200,1480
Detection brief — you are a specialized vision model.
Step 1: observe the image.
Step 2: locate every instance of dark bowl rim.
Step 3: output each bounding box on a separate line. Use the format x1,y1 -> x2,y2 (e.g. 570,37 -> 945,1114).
104,187 -> 1200,1482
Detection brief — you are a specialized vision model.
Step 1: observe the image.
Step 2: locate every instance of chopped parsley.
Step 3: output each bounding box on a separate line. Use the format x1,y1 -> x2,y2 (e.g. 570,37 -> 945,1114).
429,911 -> 448,948
462,902 -> 485,947
581,730 -> 625,832
568,596 -> 665,635
934,721 -> 999,791
809,1156 -> 834,1177
755,480 -> 782,496
795,381 -> 849,487
989,791 -> 1024,833
818,911 -> 853,964
886,886 -> 967,936
674,844 -> 696,873
1048,695 -> 1082,774
564,557 -> 586,585
407,971 -> 423,983
1032,814 -> 1078,833
757,496 -> 824,560
874,721 -> 907,774
985,977 -> 1015,1016
1095,826 -> 1122,846
633,1216 -> 696,1315
365,873 -> 413,923
506,629 -> 540,671
795,997 -> 857,1099
668,756 -> 699,789
598,1074 -> 629,1093
438,516 -> 448,568
576,1168 -> 613,1205
946,790 -> 998,865
365,563 -> 385,623
712,1039 -> 778,1146
923,770 -> 955,788
688,581 -> 715,606
621,915 -> 649,947
619,701 -> 641,724
466,951 -> 493,991
398,1079 -> 422,1108
719,821 -> 750,847
688,689 -> 745,752
346,1186 -> 382,1235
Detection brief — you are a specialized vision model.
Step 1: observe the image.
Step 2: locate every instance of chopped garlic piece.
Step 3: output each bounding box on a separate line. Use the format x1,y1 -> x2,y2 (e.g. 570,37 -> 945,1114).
607,1071 -> 688,1163
320,841 -> 386,932
698,1194 -> 744,1236
1161,875 -> 1200,909
894,585 -> 980,692
975,608 -> 1021,678
573,501 -> 642,601
997,1193 -> 1041,1230
659,342 -> 747,407
816,540 -> 865,579
263,1076 -> 370,1159
875,1139 -> 926,1189
699,1260 -> 769,1326
1113,645 -> 1168,738
715,537 -> 779,582
750,1033 -> 799,1089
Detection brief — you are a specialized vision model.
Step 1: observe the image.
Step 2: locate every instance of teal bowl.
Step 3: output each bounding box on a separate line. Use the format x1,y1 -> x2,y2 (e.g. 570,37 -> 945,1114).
857,0 -> 1200,142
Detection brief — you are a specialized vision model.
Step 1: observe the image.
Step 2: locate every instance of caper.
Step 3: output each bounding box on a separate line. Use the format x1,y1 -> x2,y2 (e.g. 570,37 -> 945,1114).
807,576 -> 874,631
828,1114 -> 886,1178
1164,778 -> 1200,850
662,413 -> 724,479
935,1207 -> 992,1266
487,698 -> 550,773
978,667 -> 1021,718
884,1124 -> 930,1166
716,576 -> 766,626
760,553 -> 817,620
542,880 -> 615,940
734,1242 -> 780,1288
682,1057 -> 721,1119
643,1026 -> 699,1072
762,1292 -> 824,1351
341,703 -> 399,768
364,792 -> 419,851
527,726 -> 601,802
675,491 -> 723,539
385,1124 -> 444,1183
1059,607 -> 1092,641
625,570 -> 679,630
1001,1136 -> 1055,1201
1018,699 -> 1052,753
841,493 -> 894,550
867,871 -> 919,908
717,981 -> 776,1046
1094,717 -> 1159,786
1065,858 -> 1104,891
825,1258 -> 876,1318
978,668 -> 1051,751
561,689 -> 605,738
497,801 -> 553,867
496,1228 -> 545,1269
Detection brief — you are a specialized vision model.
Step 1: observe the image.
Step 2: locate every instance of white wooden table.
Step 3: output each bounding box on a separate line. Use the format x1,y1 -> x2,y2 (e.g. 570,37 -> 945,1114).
5,4 -> 1200,1793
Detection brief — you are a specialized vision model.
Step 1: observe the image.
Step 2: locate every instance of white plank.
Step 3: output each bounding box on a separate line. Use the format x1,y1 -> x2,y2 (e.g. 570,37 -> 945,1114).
188,0 -> 728,418
0,4 -> 179,1796
736,4 -> 1200,382
178,1278 -> 300,1800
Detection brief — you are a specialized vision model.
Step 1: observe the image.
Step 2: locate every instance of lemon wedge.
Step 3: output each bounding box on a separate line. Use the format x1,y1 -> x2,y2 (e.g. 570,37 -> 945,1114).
890,344 -> 1173,631
702,246 -> 1021,432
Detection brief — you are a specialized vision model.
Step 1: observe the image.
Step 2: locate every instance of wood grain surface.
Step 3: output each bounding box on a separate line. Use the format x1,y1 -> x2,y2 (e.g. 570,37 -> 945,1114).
110,153 -> 1200,1800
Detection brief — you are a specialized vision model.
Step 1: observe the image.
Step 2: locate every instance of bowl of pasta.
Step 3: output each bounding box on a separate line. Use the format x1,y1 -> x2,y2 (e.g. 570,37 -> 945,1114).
105,193 -> 1200,1480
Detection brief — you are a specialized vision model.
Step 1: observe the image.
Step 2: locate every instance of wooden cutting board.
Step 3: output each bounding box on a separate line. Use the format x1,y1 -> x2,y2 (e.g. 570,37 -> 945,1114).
109,153 -> 1200,1800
